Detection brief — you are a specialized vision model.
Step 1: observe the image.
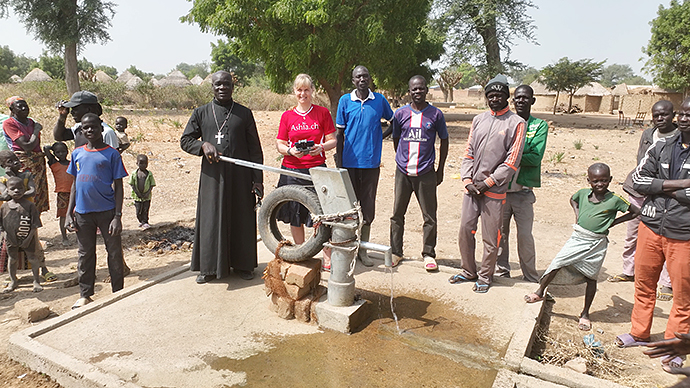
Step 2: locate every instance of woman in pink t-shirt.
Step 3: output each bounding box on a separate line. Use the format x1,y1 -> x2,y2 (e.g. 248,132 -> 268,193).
275,74 -> 336,269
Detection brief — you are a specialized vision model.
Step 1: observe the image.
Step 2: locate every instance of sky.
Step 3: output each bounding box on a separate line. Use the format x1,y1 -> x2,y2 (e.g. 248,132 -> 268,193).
0,0 -> 673,78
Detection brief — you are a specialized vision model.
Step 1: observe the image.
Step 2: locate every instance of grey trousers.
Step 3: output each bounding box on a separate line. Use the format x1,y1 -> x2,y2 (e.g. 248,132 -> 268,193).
75,209 -> 124,298
496,190 -> 540,283
390,169 -> 437,258
459,193 -> 505,284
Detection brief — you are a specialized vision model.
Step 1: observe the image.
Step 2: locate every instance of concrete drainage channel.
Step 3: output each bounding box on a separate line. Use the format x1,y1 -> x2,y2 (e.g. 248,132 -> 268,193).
7,260 -> 628,388
491,299 -> 628,388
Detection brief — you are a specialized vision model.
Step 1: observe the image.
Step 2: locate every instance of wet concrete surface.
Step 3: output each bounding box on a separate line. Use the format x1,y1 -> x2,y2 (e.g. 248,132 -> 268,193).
9,244 -> 541,388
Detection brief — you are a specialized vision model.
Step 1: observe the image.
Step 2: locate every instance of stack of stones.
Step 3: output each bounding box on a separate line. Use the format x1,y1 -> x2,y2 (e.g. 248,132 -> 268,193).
263,258 -> 325,323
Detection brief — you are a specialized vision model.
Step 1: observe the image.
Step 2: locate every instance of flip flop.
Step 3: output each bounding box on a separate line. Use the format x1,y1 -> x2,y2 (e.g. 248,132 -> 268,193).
662,356 -> 684,373
524,293 -> 544,303
423,256 -> 438,272
657,286 -> 673,301
607,273 -> 634,282
391,254 -> 403,267
42,271 -> 57,283
578,317 -> 592,331
615,333 -> 650,348
448,272 -> 477,284
472,281 -> 489,293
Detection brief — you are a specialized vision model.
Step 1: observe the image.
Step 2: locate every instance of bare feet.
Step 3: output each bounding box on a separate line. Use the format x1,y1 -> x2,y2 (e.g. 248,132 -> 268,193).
62,238 -> 72,246
524,293 -> 544,303
578,316 -> 592,331
32,282 -> 43,292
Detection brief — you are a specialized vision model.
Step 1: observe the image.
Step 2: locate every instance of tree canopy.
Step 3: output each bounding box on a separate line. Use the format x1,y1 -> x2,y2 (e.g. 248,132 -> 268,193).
176,61 -> 210,80
433,0 -> 537,83
0,45 -> 37,82
509,66 -> 539,86
644,0 -> 690,95
210,40 -> 262,86
599,64 -> 634,87
540,57 -> 604,114
0,0 -> 116,94
183,0 -> 444,114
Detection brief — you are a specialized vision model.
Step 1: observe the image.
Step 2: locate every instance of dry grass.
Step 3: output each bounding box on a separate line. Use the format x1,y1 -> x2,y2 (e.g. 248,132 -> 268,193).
534,327 -> 660,388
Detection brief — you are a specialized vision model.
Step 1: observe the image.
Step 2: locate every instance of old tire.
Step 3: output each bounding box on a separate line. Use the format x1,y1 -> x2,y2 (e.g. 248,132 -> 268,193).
258,185 -> 330,262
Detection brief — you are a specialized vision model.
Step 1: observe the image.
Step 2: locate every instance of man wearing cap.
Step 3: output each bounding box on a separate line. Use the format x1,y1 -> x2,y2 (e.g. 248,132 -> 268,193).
449,74 -> 526,293
53,91 -> 119,149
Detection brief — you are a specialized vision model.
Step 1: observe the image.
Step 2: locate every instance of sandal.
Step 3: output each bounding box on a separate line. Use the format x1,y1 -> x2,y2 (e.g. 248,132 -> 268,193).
657,286 -> 673,301
42,271 -> 57,283
472,281 -> 490,293
615,333 -> 650,348
448,272 -> 477,284
662,356 -> 685,373
607,273 -> 634,282
391,254 -> 403,267
423,256 -> 438,272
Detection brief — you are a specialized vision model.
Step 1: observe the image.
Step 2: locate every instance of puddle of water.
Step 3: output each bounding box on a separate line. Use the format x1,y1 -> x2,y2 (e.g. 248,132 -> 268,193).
205,291 -> 499,387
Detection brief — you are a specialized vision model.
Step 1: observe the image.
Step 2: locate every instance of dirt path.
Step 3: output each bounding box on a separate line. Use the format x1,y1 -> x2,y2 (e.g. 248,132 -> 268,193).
0,107 -> 679,387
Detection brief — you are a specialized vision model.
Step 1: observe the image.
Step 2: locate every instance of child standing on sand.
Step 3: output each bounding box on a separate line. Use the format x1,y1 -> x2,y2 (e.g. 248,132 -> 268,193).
1,176 -> 44,293
128,154 -> 155,229
114,116 -> 130,154
44,142 -> 74,246
0,150 -> 55,282
524,163 -> 639,332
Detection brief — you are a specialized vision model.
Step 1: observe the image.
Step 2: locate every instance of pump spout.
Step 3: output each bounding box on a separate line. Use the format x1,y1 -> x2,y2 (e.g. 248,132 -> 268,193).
358,241 -> 393,267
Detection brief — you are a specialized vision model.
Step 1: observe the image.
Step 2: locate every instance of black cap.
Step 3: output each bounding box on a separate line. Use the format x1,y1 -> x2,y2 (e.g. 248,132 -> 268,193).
63,91 -> 99,107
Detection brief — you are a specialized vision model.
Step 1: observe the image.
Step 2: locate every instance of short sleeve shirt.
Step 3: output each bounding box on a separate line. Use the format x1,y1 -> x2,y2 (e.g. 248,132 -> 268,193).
128,170 -> 156,201
336,90 -> 394,169
3,117 -> 41,152
71,122 -> 119,149
391,104 -> 448,176
67,145 -> 128,214
277,105 -> 336,169
0,199 -> 42,248
572,189 -> 630,235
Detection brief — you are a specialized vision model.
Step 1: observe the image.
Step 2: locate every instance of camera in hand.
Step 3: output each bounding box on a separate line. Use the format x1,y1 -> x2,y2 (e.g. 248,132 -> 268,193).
294,140 -> 315,152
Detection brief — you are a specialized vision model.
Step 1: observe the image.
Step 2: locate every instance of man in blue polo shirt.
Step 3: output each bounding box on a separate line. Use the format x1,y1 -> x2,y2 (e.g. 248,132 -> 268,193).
336,65 -> 394,266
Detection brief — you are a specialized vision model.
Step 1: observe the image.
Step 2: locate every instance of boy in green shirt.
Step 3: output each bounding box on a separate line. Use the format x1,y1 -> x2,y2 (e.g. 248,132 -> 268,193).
128,154 -> 155,230
524,163 -> 639,331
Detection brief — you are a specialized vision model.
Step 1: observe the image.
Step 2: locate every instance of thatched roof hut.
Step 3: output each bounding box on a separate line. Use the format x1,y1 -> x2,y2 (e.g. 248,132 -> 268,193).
9,75 -> 22,83
190,75 -> 204,85
94,70 -> 114,83
201,73 -> 213,85
116,70 -> 134,84
23,68 -> 52,82
124,76 -> 144,90
158,70 -> 192,87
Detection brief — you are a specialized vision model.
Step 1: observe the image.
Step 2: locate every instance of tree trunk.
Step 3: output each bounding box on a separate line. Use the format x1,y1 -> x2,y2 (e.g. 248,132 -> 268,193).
474,4 -> 502,77
568,93 -> 574,113
64,42 -> 80,95
439,83 -> 449,102
553,91 -> 560,115
318,77 -> 342,121
449,88 -> 454,102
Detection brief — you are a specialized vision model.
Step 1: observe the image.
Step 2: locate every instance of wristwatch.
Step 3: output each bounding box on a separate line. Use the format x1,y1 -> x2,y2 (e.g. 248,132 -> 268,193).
115,212 -> 122,217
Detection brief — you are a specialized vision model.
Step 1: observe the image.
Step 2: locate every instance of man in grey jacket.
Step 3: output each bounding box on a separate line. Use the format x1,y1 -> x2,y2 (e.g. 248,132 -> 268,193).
449,74 -> 526,293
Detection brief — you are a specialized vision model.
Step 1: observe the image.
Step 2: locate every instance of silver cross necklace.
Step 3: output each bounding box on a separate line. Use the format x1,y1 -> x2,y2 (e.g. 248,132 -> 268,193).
212,100 -> 234,145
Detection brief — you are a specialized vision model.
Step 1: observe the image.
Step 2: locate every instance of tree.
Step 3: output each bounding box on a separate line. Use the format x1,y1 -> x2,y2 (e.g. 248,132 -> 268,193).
456,62 -> 479,88
600,64 -> 635,87
127,65 -> 154,82
183,0 -> 444,115
644,0 -> 690,95
436,68 -> 464,102
540,57 -> 605,114
434,0 -> 537,82
0,45 -> 36,82
95,64 -> 117,79
175,61 -> 210,80
621,75 -> 650,85
0,0 -> 116,95
509,66 -> 539,86
38,52 -> 64,79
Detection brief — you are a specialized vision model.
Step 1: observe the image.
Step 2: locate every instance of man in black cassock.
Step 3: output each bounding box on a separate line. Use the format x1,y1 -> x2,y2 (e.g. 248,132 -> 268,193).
181,71 -> 264,283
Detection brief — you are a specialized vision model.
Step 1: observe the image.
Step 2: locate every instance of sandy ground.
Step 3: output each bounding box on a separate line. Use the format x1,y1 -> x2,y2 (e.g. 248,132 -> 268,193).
0,106 -> 683,387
